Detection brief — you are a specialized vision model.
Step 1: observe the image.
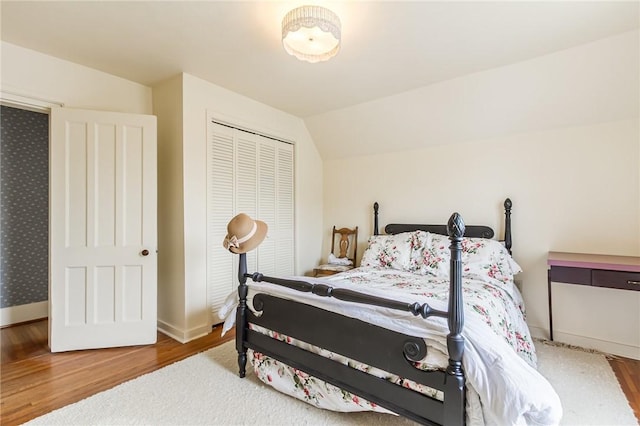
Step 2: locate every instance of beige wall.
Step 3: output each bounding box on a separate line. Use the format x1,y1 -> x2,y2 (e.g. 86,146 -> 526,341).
152,75 -> 186,338
320,32 -> 640,359
154,73 -> 324,341
1,42 -> 152,114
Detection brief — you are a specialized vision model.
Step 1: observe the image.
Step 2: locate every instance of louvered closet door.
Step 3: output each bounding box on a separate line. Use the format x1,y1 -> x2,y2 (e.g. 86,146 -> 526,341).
257,141 -> 276,275
207,124 -> 235,322
236,133 -> 259,273
207,121 -> 294,324
275,146 -> 294,276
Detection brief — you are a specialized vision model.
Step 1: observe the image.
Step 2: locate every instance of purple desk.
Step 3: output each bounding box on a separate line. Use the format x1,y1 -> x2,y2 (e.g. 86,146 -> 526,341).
547,251 -> 640,341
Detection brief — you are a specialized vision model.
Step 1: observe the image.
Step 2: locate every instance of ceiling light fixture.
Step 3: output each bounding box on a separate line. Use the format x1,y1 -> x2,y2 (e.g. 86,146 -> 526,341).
281,5 -> 341,63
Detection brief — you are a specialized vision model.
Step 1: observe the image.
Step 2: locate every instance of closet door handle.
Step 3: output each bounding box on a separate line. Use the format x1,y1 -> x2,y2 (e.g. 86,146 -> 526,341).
141,249 -> 150,256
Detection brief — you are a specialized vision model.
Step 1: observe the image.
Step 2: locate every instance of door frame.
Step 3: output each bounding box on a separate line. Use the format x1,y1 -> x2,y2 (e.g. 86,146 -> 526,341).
0,95 -> 55,327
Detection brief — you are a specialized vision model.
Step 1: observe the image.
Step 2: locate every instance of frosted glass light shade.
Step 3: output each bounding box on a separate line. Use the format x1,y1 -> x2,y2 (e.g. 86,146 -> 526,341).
282,5 -> 341,63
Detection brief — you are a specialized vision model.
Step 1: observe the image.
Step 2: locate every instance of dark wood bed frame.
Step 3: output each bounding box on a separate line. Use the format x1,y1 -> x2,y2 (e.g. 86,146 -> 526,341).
234,199 -> 513,426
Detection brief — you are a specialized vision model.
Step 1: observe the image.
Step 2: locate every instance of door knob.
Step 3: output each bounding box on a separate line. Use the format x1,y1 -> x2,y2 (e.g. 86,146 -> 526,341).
141,249 -> 150,256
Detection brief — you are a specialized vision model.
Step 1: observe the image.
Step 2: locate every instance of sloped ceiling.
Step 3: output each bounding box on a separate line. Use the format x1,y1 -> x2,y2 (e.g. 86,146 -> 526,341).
1,1 -> 638,158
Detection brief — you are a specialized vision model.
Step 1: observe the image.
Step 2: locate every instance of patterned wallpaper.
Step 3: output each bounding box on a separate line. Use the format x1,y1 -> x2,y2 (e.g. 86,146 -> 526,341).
1,105 -> 49,308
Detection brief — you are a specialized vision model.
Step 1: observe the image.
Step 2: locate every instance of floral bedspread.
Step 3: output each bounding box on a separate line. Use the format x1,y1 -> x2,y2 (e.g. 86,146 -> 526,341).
220,267 -> 562,425
325,267 -> 536,367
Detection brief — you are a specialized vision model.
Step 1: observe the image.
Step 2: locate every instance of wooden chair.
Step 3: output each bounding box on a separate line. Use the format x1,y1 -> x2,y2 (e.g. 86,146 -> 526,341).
313,226 -> 358,277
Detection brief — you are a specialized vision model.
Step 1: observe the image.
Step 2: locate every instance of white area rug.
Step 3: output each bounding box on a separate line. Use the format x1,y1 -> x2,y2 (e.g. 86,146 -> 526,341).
27,341 -> 637,425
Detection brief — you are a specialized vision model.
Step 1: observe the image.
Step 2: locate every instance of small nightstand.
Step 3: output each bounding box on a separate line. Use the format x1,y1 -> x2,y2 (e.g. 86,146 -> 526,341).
313,265 -> 353,277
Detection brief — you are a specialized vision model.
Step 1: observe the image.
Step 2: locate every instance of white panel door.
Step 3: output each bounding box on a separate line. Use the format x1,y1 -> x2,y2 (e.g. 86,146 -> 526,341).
49,107 -> 157,352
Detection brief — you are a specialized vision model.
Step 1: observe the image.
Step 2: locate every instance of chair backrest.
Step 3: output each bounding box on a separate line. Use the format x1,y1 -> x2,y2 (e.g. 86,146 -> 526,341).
331,226 -> 358,264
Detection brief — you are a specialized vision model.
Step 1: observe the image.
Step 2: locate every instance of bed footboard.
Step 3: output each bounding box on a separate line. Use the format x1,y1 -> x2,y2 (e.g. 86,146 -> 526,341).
234,212 -> 466,426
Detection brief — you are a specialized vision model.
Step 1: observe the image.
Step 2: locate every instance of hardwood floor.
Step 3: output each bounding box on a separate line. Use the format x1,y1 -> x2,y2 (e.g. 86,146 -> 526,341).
607,354 -> 640,422
1,319 -> 233,425
1,319 -> 639,425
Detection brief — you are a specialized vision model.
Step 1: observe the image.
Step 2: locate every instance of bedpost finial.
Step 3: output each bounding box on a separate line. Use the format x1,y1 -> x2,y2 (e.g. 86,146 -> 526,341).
373,202 -> 380,235
447,212 -> 465,238
504,198 -> 512,210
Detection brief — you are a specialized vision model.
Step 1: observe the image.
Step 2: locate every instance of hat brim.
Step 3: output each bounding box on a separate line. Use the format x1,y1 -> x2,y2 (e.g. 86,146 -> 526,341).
227,220 -> 268,254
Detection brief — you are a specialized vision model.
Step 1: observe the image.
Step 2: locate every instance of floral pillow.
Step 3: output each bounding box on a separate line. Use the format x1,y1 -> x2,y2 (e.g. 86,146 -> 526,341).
461,237 -> 522,286
416,232 -> 450,277
360,231 -> 424,271
415,232 -> 522,288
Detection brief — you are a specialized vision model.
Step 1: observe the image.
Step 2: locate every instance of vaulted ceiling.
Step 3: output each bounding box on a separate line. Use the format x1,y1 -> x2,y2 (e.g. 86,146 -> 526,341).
2,1 -> 638,119
0,0 -> 640,159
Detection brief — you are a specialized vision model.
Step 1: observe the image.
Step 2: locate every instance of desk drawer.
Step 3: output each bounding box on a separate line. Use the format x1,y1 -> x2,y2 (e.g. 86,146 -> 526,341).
549,266 -> 591,285
592,270 -> 640,291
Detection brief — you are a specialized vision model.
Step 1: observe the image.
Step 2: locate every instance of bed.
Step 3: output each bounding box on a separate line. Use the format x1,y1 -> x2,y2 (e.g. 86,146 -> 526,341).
219,199 -> 561,425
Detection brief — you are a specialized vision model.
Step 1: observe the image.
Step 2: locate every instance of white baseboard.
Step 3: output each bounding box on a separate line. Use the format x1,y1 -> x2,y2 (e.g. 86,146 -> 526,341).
0,305 -> 213,345
529,325 -> 640,360
156,319 -> 210,343
0,301 -> 48,327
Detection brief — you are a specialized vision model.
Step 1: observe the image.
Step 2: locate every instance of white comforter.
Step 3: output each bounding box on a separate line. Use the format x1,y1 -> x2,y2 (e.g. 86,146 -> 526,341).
220,267 -> 562,425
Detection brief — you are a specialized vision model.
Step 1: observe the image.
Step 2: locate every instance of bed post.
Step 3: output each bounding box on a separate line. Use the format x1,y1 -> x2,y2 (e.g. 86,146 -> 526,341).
504,198 -> 512,255
236,252 -> 249,378
445,212 -> 465,425
373,202 -> 379,235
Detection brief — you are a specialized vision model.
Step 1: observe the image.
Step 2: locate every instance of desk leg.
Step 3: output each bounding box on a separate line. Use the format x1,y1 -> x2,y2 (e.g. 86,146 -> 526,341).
547,269 -> 553,341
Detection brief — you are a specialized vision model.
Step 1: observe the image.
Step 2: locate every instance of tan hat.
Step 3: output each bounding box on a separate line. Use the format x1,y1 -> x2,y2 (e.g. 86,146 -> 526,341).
223,213 -> 268,254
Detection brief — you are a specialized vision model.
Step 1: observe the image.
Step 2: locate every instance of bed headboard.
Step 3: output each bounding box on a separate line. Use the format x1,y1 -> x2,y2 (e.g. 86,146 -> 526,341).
373,198 -> 513,254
